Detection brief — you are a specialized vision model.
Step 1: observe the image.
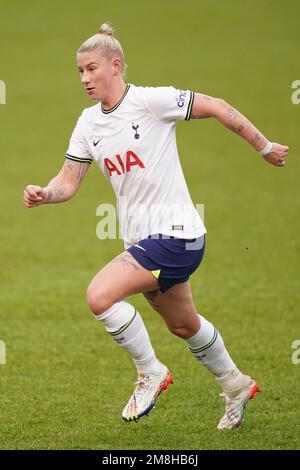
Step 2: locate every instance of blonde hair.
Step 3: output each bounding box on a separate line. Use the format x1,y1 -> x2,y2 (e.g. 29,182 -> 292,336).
78,23 -> 127,78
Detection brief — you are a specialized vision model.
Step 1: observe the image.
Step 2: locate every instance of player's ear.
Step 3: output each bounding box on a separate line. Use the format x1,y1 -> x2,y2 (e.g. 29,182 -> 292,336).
112,56 -> 121,76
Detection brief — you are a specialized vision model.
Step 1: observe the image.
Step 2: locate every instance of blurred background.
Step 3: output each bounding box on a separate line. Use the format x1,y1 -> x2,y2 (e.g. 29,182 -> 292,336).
0,0 -> 299,449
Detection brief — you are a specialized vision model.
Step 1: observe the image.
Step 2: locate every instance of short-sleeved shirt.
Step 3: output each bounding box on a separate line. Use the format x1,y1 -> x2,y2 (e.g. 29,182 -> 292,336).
65,84 -> 207,248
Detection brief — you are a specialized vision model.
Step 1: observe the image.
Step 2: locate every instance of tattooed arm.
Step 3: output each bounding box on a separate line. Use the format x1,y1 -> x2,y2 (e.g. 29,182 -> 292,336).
191,93 -> 289,167
23,160 -> 90,208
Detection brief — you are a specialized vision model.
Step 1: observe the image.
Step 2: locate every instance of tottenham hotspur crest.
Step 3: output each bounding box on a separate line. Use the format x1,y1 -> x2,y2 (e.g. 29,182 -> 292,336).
132,123 -> 140,139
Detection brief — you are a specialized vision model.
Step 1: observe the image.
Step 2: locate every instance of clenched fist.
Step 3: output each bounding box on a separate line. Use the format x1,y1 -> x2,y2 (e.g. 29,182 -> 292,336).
263,143 -> 289,167
23,185 -> 48,208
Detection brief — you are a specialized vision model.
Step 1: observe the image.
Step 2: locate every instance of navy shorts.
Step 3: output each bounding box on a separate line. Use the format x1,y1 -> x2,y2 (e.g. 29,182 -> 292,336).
127,233 -> 206,293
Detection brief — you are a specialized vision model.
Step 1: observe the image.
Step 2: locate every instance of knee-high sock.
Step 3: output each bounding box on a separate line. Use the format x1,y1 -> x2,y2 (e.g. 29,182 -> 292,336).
186,315 -> 242,389
95,301 -> 162,375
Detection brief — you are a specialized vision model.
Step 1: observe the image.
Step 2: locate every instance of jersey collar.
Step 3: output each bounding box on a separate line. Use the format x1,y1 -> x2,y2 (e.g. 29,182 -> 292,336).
101,84 -> 131,114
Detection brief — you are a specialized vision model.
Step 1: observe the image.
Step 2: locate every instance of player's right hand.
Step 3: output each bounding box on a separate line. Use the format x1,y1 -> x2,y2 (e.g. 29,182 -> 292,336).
23,185 -> 48,208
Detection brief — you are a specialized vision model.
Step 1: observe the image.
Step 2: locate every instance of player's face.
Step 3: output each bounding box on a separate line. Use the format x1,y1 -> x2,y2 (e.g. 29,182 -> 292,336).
77,51 -> 116,101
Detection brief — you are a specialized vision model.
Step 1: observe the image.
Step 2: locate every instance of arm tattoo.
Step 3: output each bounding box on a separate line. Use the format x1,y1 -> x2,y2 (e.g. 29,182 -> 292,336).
223,108 -> 252,135
77,163 -> 85,182
47,190 -> 53,202
46,181 -> 65,202
191,94 -> 214,119
63,161 -> 76,175
224,107 -> 238,122
54,181 -> 65,197
251,132 -> 265,150
218,103 -> 267,150
230,123 -> 246,133
63,160 -> 86,182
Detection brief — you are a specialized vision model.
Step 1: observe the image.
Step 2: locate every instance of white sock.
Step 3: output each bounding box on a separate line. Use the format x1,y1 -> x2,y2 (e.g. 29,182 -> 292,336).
186,315 -> 241,385
95,301 -> 162,376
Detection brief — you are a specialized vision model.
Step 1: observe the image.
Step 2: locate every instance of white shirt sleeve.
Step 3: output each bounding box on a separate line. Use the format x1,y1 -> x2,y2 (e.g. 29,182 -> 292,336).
65,110 -> 93,164
142,86 -> 195,122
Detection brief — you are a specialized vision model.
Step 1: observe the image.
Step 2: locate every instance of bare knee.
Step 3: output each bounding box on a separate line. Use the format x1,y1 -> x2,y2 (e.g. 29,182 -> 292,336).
143,290 -> 200,338
167,315 -> 201,339
167,324 -> 198,339
86,284 -> 115,316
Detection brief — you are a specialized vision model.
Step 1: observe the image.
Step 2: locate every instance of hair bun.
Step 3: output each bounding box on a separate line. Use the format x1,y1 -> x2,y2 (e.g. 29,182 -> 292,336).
99,23 -> 113,36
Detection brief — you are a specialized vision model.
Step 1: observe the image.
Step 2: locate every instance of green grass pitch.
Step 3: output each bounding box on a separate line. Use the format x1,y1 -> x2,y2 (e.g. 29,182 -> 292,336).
0,0 -> 299,450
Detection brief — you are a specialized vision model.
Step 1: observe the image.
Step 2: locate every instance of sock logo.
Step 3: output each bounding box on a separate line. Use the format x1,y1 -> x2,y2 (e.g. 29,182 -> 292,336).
196,354 -> 206,361
114,337 -> 125,344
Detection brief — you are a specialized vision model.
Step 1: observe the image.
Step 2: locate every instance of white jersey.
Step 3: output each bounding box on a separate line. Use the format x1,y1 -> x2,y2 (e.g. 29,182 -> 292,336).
66,84 -> 207,248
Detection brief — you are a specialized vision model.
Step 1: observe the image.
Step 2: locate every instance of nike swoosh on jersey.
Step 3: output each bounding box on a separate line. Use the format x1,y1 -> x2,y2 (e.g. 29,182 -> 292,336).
135,244 -> 147,252
93,138 -> 102,146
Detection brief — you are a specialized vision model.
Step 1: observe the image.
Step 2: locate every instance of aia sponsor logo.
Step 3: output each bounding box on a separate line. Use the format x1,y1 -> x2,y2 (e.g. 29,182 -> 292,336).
176,90 -> 187,108
104,150 -> 145,176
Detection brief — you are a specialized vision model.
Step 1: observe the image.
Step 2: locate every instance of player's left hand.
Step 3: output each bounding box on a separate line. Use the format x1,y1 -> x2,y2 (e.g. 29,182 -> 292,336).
263,143 -> 289,167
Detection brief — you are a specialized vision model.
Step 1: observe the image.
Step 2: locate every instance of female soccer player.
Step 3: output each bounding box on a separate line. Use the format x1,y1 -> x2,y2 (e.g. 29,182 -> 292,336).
23,23 -> 288,429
